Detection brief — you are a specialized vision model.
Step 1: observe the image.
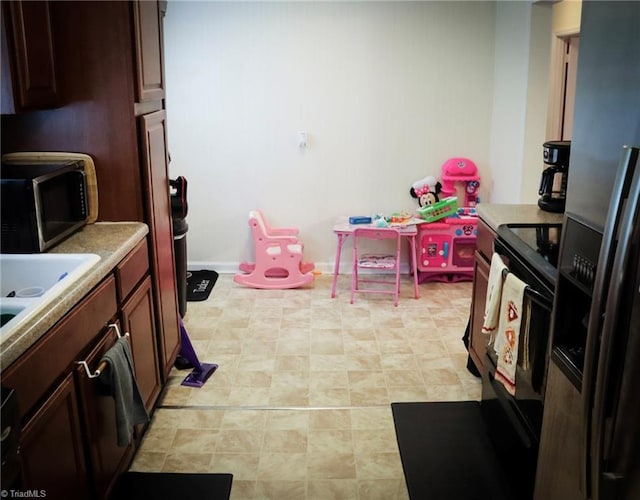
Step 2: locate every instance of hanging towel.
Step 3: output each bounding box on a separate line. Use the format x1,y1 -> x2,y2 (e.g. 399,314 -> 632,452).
494,273 -> 528,396
99,337 -> 149,446
482,253 -> 508,343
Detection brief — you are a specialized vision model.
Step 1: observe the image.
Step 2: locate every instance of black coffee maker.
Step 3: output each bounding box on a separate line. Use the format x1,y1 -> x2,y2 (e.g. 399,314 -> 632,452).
538,140 -> 570,213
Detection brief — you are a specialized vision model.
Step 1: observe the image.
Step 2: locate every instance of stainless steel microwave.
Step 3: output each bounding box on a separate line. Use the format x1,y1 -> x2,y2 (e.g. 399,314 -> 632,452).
1,160 -> 89,253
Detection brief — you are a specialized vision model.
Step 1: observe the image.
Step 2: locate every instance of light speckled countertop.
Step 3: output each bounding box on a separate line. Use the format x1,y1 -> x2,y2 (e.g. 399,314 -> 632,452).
1,222 -> 148,369
477,203 -> 564,230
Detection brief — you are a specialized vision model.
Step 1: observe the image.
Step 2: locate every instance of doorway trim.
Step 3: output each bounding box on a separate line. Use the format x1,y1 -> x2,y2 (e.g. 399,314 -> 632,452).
546,29 -> 579,141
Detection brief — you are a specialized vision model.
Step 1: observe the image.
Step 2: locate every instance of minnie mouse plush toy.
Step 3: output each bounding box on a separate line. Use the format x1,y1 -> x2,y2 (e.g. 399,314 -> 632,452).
409,175 -> 442,207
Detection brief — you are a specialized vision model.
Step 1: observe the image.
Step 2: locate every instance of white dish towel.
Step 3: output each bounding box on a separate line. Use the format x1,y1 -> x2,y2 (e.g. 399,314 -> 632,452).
494,272 -> 528,396
482,253 -> 508,343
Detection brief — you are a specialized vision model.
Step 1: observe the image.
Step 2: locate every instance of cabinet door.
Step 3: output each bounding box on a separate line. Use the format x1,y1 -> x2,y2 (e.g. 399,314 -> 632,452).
0,0 -> 58,113
468,219 -> 496,372
121,275 -> 162,413
534,359 -> 583,500
140,109 -> 181,378
20,373 -> 91,500
132,0 -> 164,103
75,324 -> 135,500
468,251 -> 490,372
418,230 -> 451,271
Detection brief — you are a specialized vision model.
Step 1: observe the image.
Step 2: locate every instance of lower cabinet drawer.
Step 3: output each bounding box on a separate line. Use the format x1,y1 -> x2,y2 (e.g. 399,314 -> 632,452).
3,275 -> 118,420
116,238 -> 149,302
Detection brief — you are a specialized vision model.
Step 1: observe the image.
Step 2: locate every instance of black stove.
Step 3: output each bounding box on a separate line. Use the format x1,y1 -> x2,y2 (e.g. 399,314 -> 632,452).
496,223 -> 562,288
482,222 -> 562,499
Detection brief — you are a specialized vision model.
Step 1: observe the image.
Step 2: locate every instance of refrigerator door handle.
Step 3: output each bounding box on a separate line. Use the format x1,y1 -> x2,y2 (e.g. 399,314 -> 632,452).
588,146 -> 640,500
582,146 -> 640,499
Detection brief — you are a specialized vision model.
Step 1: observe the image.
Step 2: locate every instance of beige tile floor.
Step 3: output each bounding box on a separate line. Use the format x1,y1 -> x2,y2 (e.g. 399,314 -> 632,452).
130,273 -> 481,499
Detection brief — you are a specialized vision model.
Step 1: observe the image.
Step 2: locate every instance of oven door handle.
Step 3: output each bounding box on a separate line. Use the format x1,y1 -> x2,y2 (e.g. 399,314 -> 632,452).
493,243 -> 553,312
524,286 -> 553,311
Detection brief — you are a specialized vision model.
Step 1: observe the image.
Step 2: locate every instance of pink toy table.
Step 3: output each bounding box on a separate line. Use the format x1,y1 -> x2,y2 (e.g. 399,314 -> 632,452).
331,217 -> 421,300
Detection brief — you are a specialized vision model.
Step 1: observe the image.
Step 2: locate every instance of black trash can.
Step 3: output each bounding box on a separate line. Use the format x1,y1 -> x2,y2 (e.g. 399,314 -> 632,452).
170,177 -> 188,318
172,217 -> 188,318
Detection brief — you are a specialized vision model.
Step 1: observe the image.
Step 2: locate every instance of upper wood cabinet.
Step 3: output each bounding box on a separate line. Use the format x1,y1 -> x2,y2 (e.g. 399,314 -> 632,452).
132,0 -> 165,105
0,0 -> 181,385
1,1 -> 59,114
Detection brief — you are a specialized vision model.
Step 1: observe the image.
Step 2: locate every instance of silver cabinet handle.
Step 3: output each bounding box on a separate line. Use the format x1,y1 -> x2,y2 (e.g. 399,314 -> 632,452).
76,323 -> 130,379
1,425 -> 11,442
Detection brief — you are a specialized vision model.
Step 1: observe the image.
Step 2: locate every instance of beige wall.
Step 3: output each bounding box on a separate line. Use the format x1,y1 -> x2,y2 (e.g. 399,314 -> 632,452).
520,2 -> 553,204
164,1 -> 553,272
489,1 -> 552,206
165,1 -> 498,271
552,0 -> 582,36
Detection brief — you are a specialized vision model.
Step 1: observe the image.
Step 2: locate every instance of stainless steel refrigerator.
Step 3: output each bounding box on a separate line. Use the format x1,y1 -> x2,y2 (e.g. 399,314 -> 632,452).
535,2 -> 640,500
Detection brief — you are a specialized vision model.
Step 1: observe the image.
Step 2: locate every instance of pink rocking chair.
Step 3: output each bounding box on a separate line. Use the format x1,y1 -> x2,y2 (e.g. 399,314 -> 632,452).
234,210 -> 315,289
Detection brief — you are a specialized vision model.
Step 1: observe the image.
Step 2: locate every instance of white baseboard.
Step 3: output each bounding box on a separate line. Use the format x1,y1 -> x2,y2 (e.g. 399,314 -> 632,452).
186,261 -> 413,275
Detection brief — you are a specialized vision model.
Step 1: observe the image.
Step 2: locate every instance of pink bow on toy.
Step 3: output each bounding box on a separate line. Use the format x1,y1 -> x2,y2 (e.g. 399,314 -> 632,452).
414,184 -> 433,198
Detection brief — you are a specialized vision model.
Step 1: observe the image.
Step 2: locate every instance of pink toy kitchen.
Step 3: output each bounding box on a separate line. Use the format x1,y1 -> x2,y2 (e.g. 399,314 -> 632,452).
415,157 -> 480,283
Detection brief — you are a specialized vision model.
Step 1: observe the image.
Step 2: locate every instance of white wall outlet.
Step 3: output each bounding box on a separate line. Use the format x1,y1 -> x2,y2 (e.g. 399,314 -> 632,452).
297,131 -> 308,149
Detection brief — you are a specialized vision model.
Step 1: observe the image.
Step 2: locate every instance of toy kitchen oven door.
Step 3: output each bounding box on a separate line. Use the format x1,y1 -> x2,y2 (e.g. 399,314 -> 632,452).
416,217 -> 477,283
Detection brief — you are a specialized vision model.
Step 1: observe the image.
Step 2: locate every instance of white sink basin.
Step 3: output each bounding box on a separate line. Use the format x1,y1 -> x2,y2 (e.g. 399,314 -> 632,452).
0,253 -> 101,338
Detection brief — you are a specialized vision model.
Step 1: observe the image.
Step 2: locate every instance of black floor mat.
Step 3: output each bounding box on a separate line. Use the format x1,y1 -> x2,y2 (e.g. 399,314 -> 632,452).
391,401 -> 516,500
186,270 -> 218,301
113,472 -> 232,500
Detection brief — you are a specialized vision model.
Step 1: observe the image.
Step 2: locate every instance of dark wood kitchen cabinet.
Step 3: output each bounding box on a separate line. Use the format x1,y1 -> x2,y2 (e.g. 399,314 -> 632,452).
117,238 -> 162,413
0,0 -> 181,381
2,277 -> 119,423
19,373 -> 91,499
132,0 -> 165,105
468,218 -> 496,373
120,278 -> 161,412
135,0 -> 181,379
2,240 -> 160,500
140,110 -> 181,378
3,277 -> 119,499
0,0 -> 59,114
75,325 -> 136,500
